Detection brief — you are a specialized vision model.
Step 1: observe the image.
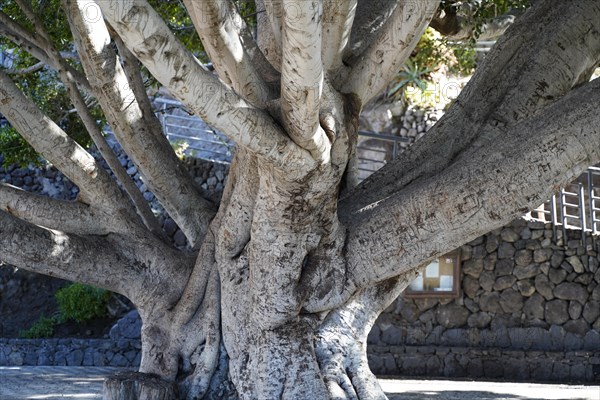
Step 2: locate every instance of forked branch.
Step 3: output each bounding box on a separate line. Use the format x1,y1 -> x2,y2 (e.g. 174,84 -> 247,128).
94,0 -> 316,175
183,0 -> 274,107
280,0 -> 330,162
66,0 -> 215,245
0,70 -> 133,222
346,78 -> 600,287
340,0 -> 438,103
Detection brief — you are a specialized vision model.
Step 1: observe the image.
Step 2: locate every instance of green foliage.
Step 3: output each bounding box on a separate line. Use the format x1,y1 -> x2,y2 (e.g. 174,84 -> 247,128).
55,283 -> 111,323
19,315 -> 58,339
0,126 -> 40,167
440,0 -> 531,41
171,139 -> 190,160
388,59 -> 431,98
388,28 -> 476,104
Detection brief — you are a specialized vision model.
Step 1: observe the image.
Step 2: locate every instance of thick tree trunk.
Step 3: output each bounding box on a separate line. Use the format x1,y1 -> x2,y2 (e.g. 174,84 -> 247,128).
2,1 -> 599,400
104,372 -> 178,400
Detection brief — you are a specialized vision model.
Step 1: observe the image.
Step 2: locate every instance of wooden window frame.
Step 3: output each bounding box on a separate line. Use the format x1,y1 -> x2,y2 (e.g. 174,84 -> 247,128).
404,250 -> 461,298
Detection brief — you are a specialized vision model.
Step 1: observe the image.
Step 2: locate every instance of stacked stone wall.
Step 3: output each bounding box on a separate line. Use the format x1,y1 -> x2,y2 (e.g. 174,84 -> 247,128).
368,219 -> 600,382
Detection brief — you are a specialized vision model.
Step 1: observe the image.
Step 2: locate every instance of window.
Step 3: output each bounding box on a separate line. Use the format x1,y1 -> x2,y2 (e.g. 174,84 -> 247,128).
404,250 -> 461,298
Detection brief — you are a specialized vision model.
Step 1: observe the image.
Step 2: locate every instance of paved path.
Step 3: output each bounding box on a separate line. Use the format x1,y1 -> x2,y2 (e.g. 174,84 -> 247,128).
0,367 -> 598,400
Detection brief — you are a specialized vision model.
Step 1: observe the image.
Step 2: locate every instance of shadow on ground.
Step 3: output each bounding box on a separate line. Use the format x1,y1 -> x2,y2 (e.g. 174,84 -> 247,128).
386,391 -> 589,400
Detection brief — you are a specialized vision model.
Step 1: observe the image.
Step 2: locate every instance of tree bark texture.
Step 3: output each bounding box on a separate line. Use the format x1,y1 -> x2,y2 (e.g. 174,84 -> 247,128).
1,1 -> 599,399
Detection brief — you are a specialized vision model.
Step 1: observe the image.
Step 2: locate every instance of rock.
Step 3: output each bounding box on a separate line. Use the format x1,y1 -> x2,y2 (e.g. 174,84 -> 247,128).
583,330 -> 600,350
553,282 -> 588,305
493,276 -> 516,291
520,227 -> 532,240
563,319 -> 589,337
207,176 -> 218,187
163,218 -> 178,236
582,301 -> 600,323
561,260 -> 574,274
479,292 -> 502,313
485,235 -> 500,253
479,271 -> 495,292
514,250 -> 532,266
548,267 -> 567,284
467,312 -> 492,328
566,256 -> 585,273
514,264 -> 539,280
66,349 -> 84,366
499,289 -> 524,313
497,242 -> 516,259
500,228 -> 520,242
523,293 -> 545,320
533,248 -> 553,263
574,272 -> 593,285
460,245 -> 472,261
143,192 -> 154,202
568,300 -> 583,320
126,166 -> 138,175
525,239 -> 541,251
381,325 -> 404,345
472,245 -> 486,258
516,280 -> 535,297
495,259 -> 514,276
414,297 -> 438,312
173,230 -> 188,246
545,299 -> 569,325
399,302 -> 419,323
109,310 -> 142,340
464,297 -> 480,313
462,275 -> 480,298
463,259 -> 484,278
436,305 -> 469,328
483,253 -> 497,271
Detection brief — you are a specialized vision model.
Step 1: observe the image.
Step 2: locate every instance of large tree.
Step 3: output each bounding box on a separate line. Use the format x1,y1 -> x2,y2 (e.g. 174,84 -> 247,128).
0,0 -> 599,398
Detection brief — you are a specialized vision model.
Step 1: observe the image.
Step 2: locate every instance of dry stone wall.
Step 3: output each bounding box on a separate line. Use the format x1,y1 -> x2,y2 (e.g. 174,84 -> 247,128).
368,219 -> 600,382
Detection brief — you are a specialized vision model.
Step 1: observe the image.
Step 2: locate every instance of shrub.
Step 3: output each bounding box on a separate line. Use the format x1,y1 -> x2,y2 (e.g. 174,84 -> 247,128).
19,315 -> 58,339
55,283 -> 111,323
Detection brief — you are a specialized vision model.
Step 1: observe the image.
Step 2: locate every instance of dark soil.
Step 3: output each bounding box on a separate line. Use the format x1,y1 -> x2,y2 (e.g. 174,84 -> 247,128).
0,265 -> 121,338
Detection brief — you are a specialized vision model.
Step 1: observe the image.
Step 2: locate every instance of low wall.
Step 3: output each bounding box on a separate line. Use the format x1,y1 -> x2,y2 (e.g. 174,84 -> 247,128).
0,338 -> 140,368
368,345 -> 599,382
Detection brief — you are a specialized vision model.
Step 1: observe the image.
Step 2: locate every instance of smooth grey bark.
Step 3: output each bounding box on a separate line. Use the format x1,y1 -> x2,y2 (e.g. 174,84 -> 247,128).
1,1 -> 599,399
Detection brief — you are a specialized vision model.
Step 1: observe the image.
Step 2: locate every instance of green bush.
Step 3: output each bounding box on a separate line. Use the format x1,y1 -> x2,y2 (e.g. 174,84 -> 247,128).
19,315 -> 58,339
55,283 -> 111,323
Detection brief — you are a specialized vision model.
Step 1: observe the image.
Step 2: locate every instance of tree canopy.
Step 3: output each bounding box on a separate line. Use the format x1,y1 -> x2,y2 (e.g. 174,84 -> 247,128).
0,1 -> 598,399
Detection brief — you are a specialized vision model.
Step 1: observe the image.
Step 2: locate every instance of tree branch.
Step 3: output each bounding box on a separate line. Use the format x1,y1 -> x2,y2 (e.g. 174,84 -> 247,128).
0,10 -> 93,95
339,0 -> 438,104
66,0 -> 216,245
280,0 -> 330,162
321,0 -> 357,71
0,210 -> 135,295
0,184 -> 105,235
183,0 -> 274,107
13,0 -> 161,235
255,0 -> 282,70
94,0 -> 316,175
346,78 -> 600,287
0,70 -> 135,223
343,0 -> 397,60
340,0 -> 600,217
430,5 -> 519,41
2,60 -> 45,75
